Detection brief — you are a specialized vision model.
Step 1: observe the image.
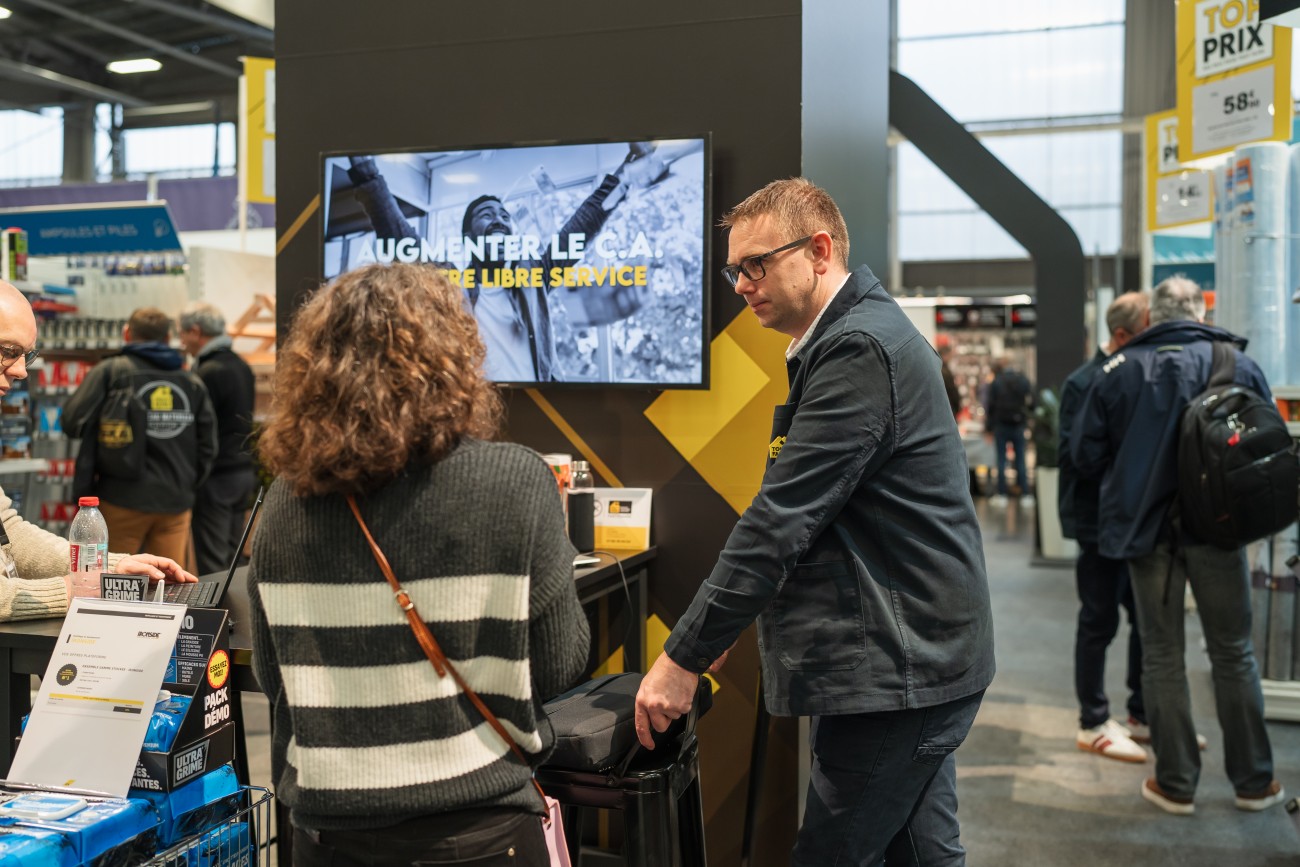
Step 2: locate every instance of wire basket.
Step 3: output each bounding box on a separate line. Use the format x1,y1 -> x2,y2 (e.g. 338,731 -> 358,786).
141,785 -> 273,867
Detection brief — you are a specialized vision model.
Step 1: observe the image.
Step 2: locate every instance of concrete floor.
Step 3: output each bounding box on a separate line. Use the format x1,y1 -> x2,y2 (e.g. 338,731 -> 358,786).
958,496 -> 1300,866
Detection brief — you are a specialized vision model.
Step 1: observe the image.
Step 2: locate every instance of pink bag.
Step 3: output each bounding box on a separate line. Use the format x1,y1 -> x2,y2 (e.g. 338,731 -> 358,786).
543,795 -> 571,867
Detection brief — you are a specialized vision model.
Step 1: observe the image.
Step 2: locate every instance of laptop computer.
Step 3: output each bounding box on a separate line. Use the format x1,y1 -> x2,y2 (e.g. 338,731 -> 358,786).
163,486 -> 265,608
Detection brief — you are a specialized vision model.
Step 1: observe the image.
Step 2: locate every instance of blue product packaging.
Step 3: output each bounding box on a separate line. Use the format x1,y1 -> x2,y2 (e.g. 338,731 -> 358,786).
0,824 -> 76,867
13,798 -> 160,865
131,764 -> 241,845
190,821 -> 253,867
143,694 -> 193,752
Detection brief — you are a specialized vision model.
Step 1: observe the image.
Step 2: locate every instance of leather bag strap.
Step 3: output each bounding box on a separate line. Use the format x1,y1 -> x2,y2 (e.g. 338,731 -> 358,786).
345,494 -> 549,806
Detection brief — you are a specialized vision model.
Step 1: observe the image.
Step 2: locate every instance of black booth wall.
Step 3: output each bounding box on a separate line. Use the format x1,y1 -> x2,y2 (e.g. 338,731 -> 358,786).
275,1 -> 804,861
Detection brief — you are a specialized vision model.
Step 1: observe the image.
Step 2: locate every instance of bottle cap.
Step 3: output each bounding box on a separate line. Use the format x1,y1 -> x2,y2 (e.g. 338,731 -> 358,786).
573,461 -> 590,471
77,496 -> 99,507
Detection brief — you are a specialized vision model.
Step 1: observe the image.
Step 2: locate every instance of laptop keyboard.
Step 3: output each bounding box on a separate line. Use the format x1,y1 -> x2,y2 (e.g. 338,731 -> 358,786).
162,582 -> 221,607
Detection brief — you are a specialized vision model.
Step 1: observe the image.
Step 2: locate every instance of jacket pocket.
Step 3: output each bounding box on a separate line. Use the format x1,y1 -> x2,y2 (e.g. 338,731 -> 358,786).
773,560 -> 867,671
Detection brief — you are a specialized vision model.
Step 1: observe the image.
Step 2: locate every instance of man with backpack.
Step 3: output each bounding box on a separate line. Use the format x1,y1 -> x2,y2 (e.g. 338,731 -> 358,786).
64,308 -> 217,567
1070,276 -> 1290,816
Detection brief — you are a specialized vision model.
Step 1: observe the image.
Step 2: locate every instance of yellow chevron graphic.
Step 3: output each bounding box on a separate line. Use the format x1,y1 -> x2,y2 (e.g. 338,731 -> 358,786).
644,308 -> 790,514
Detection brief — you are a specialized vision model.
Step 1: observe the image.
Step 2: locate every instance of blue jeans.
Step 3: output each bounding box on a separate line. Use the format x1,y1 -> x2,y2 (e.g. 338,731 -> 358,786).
792,690 -> 984,866
992,424 -> 1027,495
1075,542 -> 1144,729
1128,541 -> 1273,799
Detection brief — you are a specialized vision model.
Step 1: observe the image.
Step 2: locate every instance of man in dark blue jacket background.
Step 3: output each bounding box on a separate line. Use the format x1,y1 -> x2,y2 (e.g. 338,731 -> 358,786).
1059,291 -> 1149,764
634,178 -> 994,865
1071,276 -> 1284,816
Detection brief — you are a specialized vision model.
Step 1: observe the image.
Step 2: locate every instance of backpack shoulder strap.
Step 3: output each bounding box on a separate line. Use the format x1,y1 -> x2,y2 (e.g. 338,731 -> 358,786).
1207,341 -> 1236,390
107,354 -> 138,387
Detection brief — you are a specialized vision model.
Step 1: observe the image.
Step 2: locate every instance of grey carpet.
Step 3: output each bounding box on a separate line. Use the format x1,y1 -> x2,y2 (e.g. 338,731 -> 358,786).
960,498 -> 1300,866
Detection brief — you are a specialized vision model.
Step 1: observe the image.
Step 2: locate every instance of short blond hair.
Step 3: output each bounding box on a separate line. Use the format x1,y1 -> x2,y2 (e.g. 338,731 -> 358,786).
721,178 -> 850,269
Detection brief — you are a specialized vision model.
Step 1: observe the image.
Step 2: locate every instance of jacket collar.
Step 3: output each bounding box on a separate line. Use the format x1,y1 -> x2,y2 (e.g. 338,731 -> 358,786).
788,265 -> 881,363
1126,319 -> 1247,352
196,333 -> 234,360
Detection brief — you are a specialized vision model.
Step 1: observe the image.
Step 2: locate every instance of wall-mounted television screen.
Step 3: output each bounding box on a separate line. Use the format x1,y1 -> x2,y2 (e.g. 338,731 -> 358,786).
322,136 -> 710,388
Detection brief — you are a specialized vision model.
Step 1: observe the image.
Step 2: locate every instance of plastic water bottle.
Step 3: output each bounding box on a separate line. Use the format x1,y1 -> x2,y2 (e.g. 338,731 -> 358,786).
567,461 -> 595,553
69,496 -> 108,573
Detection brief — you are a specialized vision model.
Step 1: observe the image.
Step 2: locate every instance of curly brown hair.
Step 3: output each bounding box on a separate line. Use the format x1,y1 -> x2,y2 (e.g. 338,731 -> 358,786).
259,263 -> 501,497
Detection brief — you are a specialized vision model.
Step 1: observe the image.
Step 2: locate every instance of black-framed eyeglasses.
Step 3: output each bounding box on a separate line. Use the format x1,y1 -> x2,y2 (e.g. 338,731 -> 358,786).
0,344 -> 38,370
720,235 -> 813,288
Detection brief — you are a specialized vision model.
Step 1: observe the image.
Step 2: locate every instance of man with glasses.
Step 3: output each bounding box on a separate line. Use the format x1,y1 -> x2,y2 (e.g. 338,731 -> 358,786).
0,282 -> 196,621
65,307 -> 217,568
634,179 -> 994,865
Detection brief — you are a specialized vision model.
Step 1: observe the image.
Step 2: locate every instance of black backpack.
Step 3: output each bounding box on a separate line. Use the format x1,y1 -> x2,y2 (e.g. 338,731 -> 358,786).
1177,342 -> 1299,550
990,370 -> 1032,426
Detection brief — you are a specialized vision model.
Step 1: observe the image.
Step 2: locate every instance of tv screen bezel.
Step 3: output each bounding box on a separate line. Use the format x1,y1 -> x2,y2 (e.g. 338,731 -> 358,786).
319,132 -> 713,391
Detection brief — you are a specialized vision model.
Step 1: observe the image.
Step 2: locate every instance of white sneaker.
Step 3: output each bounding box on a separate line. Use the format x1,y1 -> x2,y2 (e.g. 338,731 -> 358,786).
1142,778 -> 1195,815
1078,719 -> 1148,763
1235,780 -> 1286,812
1125,717 -> 1208,750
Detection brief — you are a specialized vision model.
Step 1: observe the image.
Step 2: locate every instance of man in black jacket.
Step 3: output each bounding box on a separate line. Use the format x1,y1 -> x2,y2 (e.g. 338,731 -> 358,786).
985,356 -> 1033,497
635,179 -> 994,865
178,303 -> 257,575
1059,291 -> 1149,763
64,308 -> 217,567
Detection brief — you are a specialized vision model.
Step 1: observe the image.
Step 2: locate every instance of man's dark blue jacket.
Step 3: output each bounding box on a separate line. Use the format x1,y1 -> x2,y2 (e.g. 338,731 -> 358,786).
1069,320 -> 1271,560
1057,349 -> 1106,543
664,266 -> 995,716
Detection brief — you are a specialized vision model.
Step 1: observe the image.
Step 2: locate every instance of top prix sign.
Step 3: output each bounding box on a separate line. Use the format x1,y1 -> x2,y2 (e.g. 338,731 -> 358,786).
1195,0 -> 1275,78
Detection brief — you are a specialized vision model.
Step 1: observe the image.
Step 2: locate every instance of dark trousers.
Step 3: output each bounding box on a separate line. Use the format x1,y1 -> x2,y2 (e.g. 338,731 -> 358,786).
792,690 -> 984,867
292,806 -> 549,866
1074,541 -> 1144,729
192,469 -> 257,576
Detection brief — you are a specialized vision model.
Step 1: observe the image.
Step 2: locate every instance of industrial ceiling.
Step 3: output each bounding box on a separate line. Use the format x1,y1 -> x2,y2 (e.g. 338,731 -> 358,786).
0,0 -> 272,128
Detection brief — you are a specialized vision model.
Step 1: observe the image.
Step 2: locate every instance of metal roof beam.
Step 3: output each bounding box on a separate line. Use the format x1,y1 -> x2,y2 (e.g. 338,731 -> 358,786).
0,57 -> 150,106
122,0 -> 273,44
10,0 -> 241,78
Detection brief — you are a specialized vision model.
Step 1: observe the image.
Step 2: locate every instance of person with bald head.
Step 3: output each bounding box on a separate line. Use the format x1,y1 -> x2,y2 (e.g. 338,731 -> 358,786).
0,282 -> 196,620
1059,291 -> 1150,764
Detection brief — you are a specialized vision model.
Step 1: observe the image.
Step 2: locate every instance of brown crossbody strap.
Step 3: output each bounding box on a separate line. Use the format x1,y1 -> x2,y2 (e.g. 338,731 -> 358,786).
345,495 -> 549,807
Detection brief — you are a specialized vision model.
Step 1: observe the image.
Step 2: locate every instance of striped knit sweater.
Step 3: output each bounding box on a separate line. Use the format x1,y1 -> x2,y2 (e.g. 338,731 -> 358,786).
248,439 -> 590,831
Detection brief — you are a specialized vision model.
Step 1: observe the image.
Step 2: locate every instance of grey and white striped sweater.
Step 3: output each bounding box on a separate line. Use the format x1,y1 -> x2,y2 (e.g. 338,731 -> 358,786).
248,439 -> 590,831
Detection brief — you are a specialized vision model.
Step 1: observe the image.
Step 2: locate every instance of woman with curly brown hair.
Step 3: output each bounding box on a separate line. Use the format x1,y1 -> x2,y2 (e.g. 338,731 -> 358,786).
248,263 -> 590,866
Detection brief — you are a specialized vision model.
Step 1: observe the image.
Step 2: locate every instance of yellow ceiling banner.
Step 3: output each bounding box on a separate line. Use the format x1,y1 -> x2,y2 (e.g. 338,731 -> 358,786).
242,56 -> 276,205
1176,0 -> 1293,163
1146,109 -> 1213,231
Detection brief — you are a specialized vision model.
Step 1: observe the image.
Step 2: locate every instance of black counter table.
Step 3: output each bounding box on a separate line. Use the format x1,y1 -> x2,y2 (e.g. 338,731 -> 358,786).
0,546 -> 655,776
